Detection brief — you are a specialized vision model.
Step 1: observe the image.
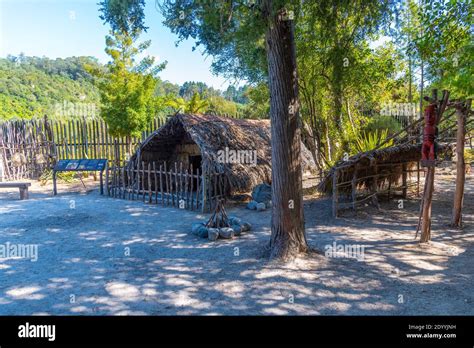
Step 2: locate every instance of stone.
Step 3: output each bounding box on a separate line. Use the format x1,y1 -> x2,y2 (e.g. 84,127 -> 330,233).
230,193 -> 252,202
252,183 -> 272,205
219,227 -> 234,239
191,223 -> 205,236
241,222 -> 252,232
208,228 -> 219,241
231,224 -> 242,236
246,201 -> 258,210
197,226 -> 208,238
228,216 -> 242,225
256,202 -> 266,211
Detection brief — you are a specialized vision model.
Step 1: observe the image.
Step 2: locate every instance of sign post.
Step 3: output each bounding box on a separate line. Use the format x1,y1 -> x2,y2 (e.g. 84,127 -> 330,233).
52,159 -> 108,196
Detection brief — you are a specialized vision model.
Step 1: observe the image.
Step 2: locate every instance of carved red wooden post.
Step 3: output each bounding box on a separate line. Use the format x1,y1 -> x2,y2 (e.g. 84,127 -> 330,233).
421,103 -> 438,167
417,90 -> 449,243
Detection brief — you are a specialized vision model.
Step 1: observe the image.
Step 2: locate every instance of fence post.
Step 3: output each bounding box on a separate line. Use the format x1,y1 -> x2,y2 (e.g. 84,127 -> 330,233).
201,170 -> 207,213
402,163 -> 408,199
148,162 -> 152,204
159,164 -> 164,206
332,168 -> 338,218
0,156 -> 4,182
153,162 -> 158,204
190,164 -> 194,210
105,161 -> 109,195
351,168 -> 357,210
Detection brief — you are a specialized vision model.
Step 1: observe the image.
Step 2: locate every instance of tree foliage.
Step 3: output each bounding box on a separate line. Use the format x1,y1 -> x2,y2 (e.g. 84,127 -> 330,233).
0,56 -> 101,120
166,92 -> 209,114
89,28 -> 166,138
98,0 -> 148,36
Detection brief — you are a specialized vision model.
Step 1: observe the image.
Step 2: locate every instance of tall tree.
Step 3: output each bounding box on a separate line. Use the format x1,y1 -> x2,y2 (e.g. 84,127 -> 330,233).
263,1 -> 307,258
296,0 -> 396,167
94,0 -> 166,148
416,0 -> 473,98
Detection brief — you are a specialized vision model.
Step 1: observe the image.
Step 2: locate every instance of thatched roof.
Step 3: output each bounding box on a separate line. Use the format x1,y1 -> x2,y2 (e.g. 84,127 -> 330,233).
130,114 -> 316,194
318,143 -> 424,195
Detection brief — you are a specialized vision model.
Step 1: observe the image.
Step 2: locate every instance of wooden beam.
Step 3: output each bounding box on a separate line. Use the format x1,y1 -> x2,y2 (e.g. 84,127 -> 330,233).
452,99 -> 471,227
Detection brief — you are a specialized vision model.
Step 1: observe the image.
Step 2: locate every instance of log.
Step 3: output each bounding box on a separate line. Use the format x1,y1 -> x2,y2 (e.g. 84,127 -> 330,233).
451,101 -> 470,227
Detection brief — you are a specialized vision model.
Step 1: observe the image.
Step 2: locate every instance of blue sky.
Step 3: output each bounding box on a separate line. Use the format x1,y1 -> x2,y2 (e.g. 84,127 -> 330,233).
0,0 -> 238,89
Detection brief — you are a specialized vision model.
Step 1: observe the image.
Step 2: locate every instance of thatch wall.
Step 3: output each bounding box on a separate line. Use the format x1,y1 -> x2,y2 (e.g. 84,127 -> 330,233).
130,114 -> 317,194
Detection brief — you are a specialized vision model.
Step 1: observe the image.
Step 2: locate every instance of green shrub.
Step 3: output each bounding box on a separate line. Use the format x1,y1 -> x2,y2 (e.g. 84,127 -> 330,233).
465,148 -> 474,164
40,169 -> 77,186
364,116 -> 402,135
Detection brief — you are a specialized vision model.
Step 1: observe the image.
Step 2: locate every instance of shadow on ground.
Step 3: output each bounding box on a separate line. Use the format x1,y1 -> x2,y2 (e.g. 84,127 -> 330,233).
0,174 -> 472,315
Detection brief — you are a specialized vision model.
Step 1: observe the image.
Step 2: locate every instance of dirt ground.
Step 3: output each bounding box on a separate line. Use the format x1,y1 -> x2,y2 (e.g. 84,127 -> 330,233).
0,172 -> 472,315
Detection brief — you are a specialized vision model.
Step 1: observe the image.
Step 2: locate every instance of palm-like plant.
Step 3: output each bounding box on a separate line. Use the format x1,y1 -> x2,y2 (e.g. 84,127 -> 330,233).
354,129 -> 392,153
186,93 -> 209,113
166,93 -> 209,114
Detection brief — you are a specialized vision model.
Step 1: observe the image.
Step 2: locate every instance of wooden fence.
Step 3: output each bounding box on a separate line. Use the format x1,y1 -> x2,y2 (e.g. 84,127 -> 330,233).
331,162 -> 424,217
0,116 -> 165,181
106,161 -> 228,212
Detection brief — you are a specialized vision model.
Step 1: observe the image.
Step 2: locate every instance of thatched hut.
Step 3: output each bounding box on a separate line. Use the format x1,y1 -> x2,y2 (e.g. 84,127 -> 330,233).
318,142 -> 454,196
129,114 -> 317,196
318,143 -> 422,195
317,140 -> 454,218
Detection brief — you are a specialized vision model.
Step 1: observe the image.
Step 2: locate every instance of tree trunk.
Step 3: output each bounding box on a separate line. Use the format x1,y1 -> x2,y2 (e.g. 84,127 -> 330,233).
420,167 -> 435,243
301,122 -> 322,172
419,61 -> 424,120
346,98 -> 355,133
332,47 -> 344,133
264,1 -> 308,259
325,126 -> 333,163
408,58 -> 412,103
452,108 -> 466,227
332,72 -> 343,133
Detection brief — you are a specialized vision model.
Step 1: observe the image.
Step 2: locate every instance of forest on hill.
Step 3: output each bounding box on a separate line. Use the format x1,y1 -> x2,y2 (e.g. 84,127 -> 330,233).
0,55 -> 259,121
0,55 -> 101,120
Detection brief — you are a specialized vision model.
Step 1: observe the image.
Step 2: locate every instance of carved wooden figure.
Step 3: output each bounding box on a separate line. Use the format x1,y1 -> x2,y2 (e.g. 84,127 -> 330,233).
421,103 -> 438,166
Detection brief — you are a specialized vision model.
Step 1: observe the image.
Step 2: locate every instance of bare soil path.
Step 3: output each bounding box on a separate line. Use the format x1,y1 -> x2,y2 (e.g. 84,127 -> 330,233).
0,173 -> 472,315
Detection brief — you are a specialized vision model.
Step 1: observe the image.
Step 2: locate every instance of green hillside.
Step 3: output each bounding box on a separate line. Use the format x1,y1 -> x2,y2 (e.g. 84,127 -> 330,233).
0,55 -> 252,121
0,55 -> 103,120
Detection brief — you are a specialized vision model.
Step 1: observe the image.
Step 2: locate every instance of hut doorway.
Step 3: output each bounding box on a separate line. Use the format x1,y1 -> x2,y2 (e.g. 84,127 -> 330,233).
189,155 -> 202,191
189,155 -> 202,174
